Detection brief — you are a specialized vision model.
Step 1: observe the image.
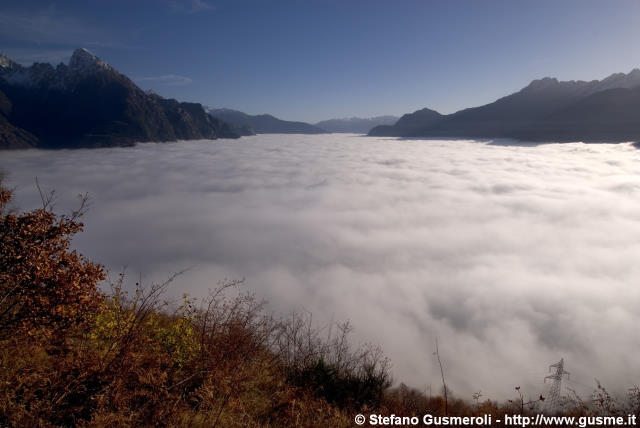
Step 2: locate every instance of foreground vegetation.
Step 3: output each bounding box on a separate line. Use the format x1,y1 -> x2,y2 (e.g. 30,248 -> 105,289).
1,177 -> 640,427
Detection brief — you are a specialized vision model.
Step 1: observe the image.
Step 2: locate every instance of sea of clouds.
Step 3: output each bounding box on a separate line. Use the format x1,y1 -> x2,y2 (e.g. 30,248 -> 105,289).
2,134 -> 640,400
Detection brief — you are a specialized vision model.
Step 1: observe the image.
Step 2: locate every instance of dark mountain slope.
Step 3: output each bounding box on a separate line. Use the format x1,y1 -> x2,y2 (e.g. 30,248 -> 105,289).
205,108 -> 255,136
369,108 -> 443,136
515,86 -> 640,142
0,88 -> 39,149
0,49 -> 238,149
411,78 -> 602,138
376,69 -> 640,142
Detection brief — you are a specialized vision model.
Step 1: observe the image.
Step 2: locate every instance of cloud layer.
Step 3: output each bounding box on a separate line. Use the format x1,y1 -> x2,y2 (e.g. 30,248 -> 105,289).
3,135 -> 640,400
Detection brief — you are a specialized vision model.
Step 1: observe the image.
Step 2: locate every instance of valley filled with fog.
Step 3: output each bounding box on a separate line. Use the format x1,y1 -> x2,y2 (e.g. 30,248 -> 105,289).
2,134 -> 640,400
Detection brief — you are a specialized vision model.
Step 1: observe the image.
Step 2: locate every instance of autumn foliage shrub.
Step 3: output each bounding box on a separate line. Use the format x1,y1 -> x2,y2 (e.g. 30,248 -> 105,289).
0,181 -> 103,342
0,178 -> 105,426
0,178 -> 375,427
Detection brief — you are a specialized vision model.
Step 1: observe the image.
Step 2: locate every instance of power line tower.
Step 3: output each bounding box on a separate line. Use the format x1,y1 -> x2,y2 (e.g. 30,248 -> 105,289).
544,358 -> 570,413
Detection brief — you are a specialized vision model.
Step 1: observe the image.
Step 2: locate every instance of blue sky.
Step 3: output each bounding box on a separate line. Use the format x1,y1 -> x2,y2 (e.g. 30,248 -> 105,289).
2,0 -> 640,122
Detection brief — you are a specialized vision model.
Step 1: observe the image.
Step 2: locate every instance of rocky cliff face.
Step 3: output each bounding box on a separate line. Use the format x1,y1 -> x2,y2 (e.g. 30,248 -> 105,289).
0,49 -> 238,149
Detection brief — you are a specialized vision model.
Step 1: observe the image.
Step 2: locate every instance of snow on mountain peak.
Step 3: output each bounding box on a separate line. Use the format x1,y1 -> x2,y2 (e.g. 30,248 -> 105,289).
0,54 -> 21,70
69,48 -> 112,73
0,49 -> 114,89
0,54 -> 34,86
0,54 -> 10,68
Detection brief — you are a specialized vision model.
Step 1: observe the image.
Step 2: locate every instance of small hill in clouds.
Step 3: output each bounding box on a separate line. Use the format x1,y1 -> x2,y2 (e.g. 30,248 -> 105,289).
208,108 -> 327,135
0,49 -> 239,149
314,116 -> 398,134
371,69 -> 640,142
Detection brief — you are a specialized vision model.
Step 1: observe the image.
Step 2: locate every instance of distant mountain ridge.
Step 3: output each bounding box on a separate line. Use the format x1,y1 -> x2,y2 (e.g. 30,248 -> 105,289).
370,69 -> 640,142
4,49 -> 640,148
0,49 -> 239,149
369,108 -> 442,136
207,108 -> 326,135
314,116 -> 398,133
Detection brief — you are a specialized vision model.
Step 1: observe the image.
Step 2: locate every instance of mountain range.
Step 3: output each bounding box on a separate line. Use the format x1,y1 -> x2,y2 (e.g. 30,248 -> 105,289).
206,110 -> 400,135
3,48 -> 640,149
0,49 -> 243,150
207,108 -> 327,135
370,69 -> 640,142
314,116 -> 398,133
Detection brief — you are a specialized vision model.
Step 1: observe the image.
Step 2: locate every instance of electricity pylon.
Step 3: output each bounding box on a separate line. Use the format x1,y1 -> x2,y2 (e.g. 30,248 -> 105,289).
544,358 -> 570,413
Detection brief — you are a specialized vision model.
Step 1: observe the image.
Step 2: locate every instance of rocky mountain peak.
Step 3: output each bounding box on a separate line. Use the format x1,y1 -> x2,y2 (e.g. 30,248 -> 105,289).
523,77 -> 560,92
0,48 -> 240,149
0,49 -> 116,89
69,48 -> 112,74
522,69 -> 640,97
596,68 -> 640,91
0,54 -> 22,71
